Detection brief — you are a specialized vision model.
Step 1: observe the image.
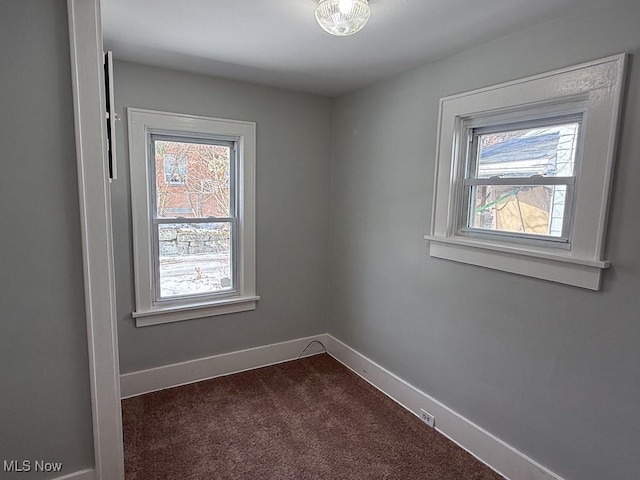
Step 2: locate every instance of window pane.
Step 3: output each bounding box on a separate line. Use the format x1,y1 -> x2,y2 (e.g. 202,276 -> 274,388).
154,139 -> 231,219
469,185 -> 567,237
476,123 -> 580,179
157,222 -> 233,299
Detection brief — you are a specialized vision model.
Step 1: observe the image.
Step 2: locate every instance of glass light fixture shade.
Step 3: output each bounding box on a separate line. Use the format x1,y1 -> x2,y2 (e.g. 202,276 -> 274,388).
315,0 -> 371,37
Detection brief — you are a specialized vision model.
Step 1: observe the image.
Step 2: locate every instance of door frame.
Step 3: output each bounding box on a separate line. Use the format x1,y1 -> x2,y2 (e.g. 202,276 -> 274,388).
67,0 -> 124,478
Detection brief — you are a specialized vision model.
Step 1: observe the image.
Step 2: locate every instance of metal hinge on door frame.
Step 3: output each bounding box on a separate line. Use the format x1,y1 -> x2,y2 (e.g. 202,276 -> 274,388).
104,50 -> 119,180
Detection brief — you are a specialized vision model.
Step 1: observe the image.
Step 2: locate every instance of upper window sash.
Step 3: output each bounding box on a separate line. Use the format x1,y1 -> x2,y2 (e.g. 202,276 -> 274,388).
464,113 -> 584,181
149,133 -> 237,220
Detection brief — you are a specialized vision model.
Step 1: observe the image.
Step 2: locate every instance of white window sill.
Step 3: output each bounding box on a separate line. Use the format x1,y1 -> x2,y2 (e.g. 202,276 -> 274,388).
424,235 -> 609,290
133,295 -> 260,327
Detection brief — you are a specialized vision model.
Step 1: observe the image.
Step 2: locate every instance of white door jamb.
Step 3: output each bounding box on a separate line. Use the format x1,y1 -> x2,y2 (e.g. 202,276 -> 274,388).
67,0 -> 124,478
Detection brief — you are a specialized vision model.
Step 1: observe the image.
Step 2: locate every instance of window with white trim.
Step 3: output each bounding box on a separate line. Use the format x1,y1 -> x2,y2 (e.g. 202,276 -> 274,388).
460,114 -> 582,246
128,109 -> 258,326
426,54 -> 627,290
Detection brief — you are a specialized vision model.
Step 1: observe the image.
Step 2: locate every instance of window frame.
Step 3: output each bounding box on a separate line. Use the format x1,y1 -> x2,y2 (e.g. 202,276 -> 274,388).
458,113 -> 584,248
128,108 -> 258,326
150,133 -> 238,303
425,54 -> 627,290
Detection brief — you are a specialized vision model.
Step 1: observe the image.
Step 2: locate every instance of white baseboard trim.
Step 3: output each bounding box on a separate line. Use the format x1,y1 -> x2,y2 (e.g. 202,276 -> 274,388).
53,468 -> 95,480
120,334 -> 328,398
325,334 -> 564,480
119,333 -> 564,480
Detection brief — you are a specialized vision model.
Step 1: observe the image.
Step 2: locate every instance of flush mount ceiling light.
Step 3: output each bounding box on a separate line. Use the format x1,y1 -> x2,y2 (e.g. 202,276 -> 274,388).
315,0 -> 371,36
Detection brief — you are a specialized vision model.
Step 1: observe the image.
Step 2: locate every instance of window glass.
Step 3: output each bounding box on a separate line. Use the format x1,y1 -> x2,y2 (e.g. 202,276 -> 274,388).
154,139 -> 232,219
157,222 -> 232,298
475,122 -> 580,179
469,185 -> 567,237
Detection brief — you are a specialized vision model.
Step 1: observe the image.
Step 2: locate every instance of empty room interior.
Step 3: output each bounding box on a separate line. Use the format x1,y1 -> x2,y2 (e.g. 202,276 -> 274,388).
2,0 -> 640,479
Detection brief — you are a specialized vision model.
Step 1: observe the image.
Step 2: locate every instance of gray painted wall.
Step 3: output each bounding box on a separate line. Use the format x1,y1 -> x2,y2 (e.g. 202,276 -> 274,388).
329,3 -> 640,480
0,0 -> 94,478
112,61 -> 333,373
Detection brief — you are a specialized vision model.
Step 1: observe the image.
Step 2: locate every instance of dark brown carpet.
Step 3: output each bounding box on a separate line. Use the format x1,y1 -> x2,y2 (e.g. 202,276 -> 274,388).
122,354 -> 504,480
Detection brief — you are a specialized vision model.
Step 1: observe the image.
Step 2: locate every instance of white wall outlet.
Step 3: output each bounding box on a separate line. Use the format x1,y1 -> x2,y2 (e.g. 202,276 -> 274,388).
420,409 -> 435,428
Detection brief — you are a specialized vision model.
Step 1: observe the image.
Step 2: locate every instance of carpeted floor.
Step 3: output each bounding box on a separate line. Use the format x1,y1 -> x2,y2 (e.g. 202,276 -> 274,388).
122,354 -> 505,479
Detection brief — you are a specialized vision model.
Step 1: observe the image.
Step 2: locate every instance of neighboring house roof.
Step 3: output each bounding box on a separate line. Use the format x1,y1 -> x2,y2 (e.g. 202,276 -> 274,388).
481,132 -> 560,164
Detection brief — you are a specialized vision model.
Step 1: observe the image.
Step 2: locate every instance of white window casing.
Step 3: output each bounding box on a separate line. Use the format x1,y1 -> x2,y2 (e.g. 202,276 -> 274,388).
425,54 -> 627,290
128,108 -> 258,326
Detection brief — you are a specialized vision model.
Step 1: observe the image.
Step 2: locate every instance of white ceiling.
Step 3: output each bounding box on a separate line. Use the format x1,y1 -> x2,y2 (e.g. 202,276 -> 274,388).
102,0 -> 599,97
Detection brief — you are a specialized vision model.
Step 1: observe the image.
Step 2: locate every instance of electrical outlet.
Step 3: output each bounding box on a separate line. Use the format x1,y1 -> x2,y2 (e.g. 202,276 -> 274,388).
420,409 -> 435,428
